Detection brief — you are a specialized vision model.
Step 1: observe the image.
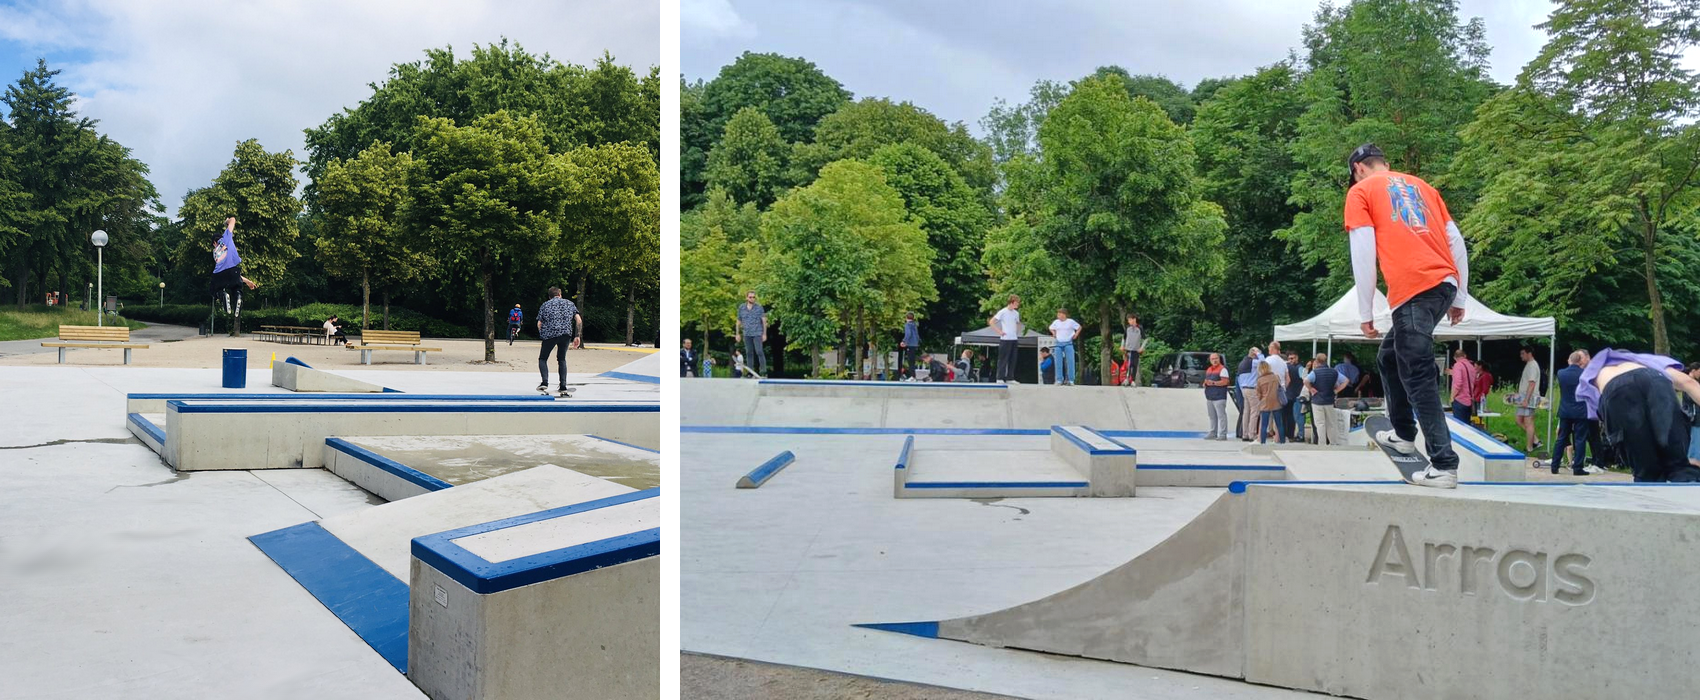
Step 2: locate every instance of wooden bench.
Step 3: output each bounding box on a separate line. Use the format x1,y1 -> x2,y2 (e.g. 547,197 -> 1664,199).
348,329 -> 440,365
42,325 -> 150,364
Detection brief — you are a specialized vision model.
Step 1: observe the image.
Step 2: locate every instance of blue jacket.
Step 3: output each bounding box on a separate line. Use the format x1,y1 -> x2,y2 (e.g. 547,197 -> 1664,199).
1556,365 -> 1586,420
903,320 -> 920,347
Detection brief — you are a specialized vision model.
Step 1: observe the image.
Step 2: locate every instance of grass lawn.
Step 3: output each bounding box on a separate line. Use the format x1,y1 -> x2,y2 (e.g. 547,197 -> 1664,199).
1475,390 -> 1551,458
0,305 -> 145,342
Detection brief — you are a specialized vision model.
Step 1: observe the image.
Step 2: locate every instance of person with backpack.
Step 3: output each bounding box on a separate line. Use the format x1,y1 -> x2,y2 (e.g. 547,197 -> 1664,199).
507,304 -> 524,345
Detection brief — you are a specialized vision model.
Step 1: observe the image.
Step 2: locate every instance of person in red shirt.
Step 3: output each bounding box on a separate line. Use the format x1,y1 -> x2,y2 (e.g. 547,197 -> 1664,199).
1345,144 -> 1471,488
1450,349 -> 1482,423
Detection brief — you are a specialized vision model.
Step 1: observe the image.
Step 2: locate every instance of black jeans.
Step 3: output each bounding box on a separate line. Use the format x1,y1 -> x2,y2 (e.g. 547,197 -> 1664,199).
1377,283 -> 1460,470
1277,397 -> 1296,441
1598,368 -> 1700,482
539,335 -> 570,386
1553,417 -> 1592,471
1451,400 -> 1474,423
902,347 -> 917,377
997,340 -> 1019,381
743,335 -> 767,376
1230,384 -> 1245,438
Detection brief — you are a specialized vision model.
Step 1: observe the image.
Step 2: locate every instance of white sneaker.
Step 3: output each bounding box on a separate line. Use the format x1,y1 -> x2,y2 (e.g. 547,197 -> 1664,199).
1373,429 -> 1418,455
1408,465 -> 1458,489
1583,464 -> 1605,474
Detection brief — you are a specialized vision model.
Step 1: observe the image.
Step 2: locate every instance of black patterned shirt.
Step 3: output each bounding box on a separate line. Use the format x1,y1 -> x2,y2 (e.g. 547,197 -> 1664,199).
538,298 -> 578,340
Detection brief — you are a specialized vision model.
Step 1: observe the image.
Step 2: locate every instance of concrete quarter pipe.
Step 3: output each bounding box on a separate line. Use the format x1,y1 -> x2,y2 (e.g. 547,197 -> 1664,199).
863,482 -> 1700,699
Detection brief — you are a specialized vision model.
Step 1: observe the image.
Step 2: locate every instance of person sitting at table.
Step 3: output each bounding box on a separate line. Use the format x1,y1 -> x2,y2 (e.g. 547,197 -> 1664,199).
323,315 -> 347,345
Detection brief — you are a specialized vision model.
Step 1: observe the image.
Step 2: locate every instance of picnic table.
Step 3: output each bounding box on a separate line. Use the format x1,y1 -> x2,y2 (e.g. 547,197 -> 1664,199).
255,325 -> 329,345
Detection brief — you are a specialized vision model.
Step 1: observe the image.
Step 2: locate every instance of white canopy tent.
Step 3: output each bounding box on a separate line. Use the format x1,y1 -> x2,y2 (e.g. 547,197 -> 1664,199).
953,329 -> 1055,384
1274,289 -> 1558,450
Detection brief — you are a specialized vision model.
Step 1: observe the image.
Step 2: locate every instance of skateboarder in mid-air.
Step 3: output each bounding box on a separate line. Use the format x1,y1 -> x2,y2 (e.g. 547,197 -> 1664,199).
1345,144 -> 1471,489
209,217 -> 257,335
535,287 -> 581,396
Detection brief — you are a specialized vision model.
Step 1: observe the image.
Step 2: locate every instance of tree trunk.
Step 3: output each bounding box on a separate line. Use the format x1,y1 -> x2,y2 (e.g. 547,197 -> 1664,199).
624,286 -> 636,346
1644,222 -> 1669,355
383,289 -> 391,330
361,269 -> 370,331
576,273 -> 587,308
12,253 -> 29,308
854,307 -> 865,379
810,342 -> 820,378
702,316 -> 711,377
481,251 -> 495,362
1100,301 -> 1113,386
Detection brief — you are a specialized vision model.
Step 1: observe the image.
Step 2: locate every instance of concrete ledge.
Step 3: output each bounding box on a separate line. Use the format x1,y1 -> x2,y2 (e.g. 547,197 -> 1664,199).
891,435 -> 915,497
758,379 -> 1009,400
248,521 -> 410,672
736,451 -> 796,489
273,360 -> 385,393
127,412 -> 165,453
325,437 -> 454,502
408,489 -> 659,699
1135,463 -> 1287,487
163,400 -> 658,471
1050,425 -> 1135,497
126,392 -> 548,414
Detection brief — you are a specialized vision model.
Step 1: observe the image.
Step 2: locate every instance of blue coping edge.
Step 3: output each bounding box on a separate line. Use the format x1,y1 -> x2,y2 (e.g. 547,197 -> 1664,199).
758,379 -> 1007,389
129,392 -> 544,401
1142,464 -> 1286,472
248,522 -> 409,672
1051,425 -> 1134,456
906,481 -> 1088,489
740,451 -> 796,487
126,413 -> 164,444
1225,479 -> 1694,494
599,370 -> 661,385
284,356 -> 312,368
167,400 -> 658,414
855,621 -> 940,638
682,426 -> 1206,437
411,489 -> 661,595
585,434 -> 660,454
382,387 -> 404,393
1349,417 -> 1525,460
895,435 -> 915,470
325,438 -> 453,492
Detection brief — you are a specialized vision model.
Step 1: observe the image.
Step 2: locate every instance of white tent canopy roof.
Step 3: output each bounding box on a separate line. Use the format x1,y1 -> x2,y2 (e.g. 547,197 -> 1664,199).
1273,289 -> 1554,342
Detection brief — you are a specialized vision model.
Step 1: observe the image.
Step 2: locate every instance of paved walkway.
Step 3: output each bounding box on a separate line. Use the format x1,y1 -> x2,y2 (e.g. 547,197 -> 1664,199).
0,322 -> 200,358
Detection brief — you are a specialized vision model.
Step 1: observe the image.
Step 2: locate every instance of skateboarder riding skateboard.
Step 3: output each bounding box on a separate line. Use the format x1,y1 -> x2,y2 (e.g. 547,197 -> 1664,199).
209,217 -> 258,335
1345,144 -> 1471,489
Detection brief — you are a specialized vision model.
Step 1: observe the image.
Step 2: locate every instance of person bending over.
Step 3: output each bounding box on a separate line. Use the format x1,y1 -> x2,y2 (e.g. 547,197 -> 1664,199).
1576,349 -> 1700,482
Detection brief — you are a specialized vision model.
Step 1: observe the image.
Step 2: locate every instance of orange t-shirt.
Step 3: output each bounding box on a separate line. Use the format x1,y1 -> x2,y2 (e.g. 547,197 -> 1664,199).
1343,170 -> 1459,310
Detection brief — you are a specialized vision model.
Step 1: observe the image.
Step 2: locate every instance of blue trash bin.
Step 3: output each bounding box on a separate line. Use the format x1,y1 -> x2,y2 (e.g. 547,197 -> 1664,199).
222,348 -> 247,389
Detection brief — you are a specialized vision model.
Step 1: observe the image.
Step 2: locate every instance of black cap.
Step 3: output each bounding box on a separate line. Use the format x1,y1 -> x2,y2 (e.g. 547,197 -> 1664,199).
1347,143 -> 1384,185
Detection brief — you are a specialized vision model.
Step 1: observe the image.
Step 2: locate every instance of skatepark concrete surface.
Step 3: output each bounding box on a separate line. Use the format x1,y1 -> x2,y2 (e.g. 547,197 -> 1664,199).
681,378 -> 1641,699
0,363 -> 657,699
336,433 -> 659,490
681,653 -> 1021,699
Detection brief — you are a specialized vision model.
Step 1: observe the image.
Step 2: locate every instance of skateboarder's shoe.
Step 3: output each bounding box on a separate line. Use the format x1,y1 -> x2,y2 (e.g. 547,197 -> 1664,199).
1372,428 -> 1417,456
1407,465 -> 1458,489
536,382 -> 548,393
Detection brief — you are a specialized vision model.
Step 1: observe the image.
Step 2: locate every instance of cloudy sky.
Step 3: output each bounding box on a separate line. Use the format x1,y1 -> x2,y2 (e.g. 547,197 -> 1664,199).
0,0 -> 658,216
682,0 -> 1571,128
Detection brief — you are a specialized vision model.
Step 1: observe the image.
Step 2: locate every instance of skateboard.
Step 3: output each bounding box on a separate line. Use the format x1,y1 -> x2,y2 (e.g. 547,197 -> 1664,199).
1362,415 -> 1429,484
538,384 -> 577,397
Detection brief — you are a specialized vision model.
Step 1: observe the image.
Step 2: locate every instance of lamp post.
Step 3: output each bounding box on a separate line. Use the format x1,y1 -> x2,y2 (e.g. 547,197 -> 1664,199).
91,230 -> 107,326
159,281 -> 165,307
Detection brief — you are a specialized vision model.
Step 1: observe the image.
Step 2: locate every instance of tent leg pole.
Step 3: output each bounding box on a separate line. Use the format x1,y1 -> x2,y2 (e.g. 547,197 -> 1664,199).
1548,335 -> 1556,461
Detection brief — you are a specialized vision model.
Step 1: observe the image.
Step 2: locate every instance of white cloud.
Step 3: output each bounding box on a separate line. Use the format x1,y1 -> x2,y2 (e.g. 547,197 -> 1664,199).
0,0 -> 658,215
681,0 -> 755,40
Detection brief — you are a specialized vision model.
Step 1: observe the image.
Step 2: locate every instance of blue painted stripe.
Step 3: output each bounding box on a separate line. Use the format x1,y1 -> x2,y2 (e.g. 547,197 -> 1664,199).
1051,425 -> 1134,456
682,426 -> 1209,438
1225,479 -> 1674,494
249,522 -> 409,672
411,489 -> 660,595
284,356 -> 311,368
167,401 -> 657,414
854,621 -> 940,638
599,370 -> 661,385
1447,418 -> 1526,459
895,435 -> 915,470
325,438 -> 453,492
126,413 -> 164,444
1080,425 -> 1135,452
1141,464 -> 1285,472
584,434 -> 659,454
1099,429 -> 1210,439
740,451 -> 796,487
1229,479 -> 1402,493
130,393 -> 546,401
905,481 -> 1087,489
759,379 -> 1006,389
382,387 -> 404,393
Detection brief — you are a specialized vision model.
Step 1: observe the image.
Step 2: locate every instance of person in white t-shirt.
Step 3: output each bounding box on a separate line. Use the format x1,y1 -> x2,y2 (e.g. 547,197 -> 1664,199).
987,294 -> 1023,383
1048,307 -> 1083,386
1516,347 -> 1543,451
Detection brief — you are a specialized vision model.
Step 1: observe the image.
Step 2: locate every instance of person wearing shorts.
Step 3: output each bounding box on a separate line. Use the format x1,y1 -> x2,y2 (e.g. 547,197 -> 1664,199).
535,287 -> 581,393
1515,347 -> 1543,450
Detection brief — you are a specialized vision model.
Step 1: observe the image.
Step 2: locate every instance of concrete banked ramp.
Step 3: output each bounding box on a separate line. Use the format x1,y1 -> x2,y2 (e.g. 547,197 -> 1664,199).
272,357 -> 386,393
865,482 -> 1700,699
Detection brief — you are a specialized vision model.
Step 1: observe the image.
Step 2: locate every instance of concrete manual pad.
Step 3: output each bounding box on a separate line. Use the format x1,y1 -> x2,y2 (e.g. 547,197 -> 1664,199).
908,448 -> 1083,483
340,434 -> 659,490
316,465 -> 634,581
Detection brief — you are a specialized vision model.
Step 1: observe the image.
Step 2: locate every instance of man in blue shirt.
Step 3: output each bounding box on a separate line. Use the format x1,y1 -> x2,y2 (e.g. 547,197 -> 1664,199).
901,312 -> 920,379
1549,350 -> 1590,475
1333,352 -> 1362,399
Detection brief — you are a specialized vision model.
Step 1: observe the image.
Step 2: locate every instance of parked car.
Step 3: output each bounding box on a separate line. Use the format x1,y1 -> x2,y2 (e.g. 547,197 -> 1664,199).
1152,351 -> 1220,388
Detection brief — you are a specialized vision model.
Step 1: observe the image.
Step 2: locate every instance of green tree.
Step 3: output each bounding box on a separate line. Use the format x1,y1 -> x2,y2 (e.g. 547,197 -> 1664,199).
680,189 -> 760,357
682,52 -> 850,208
174,139 -> 302,318
753,160 -> 935,376
1454,0 -> 1700,354
791,98 -> 995,196
408,111 -> 569,362
1091,67 -> 1198,124
314,141 -> 432,330
703,107 -> 790,207
1003,76 -> 1227,384
1279,0 -> 1494,294
866,143 -> 992,342
980,79 -> 1070,167
558,142 -> 660,345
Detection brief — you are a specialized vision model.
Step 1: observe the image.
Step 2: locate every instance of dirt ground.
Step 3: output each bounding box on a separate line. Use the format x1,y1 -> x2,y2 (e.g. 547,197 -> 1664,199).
0,330 -> 654,373
680,654 -> 1019,700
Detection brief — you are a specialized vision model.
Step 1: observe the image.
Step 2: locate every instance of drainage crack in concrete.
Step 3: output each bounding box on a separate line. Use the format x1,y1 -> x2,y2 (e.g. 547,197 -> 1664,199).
970,498 -> 1030,516
0,437 -> 137,450
106,473 -> 191,492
